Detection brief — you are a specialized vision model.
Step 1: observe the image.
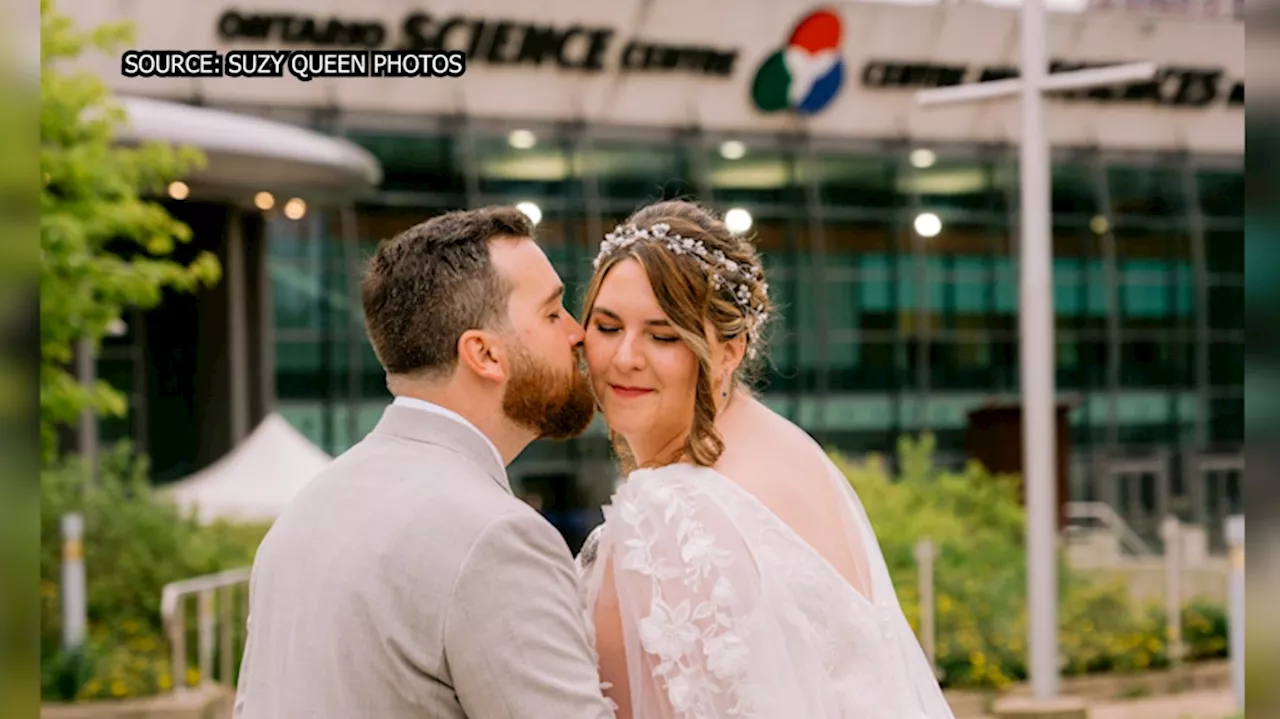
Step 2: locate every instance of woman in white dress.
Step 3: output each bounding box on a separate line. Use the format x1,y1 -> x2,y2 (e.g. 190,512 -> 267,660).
575,200 -> 956,719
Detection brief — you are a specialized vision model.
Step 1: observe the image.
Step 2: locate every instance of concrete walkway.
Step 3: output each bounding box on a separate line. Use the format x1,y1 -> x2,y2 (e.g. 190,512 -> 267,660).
953,689 -> 1239,719
1087,689 -> 1238,719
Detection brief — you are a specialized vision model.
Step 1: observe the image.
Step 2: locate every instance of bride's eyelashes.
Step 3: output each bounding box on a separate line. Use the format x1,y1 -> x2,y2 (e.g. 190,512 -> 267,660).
592,324 -> 680,344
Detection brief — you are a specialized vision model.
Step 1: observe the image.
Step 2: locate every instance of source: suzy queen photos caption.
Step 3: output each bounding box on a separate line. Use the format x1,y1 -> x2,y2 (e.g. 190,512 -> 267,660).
121,49 -> 467,81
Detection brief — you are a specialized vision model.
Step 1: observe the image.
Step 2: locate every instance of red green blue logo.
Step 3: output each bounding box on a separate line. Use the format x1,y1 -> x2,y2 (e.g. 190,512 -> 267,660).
751,10 -> 845,116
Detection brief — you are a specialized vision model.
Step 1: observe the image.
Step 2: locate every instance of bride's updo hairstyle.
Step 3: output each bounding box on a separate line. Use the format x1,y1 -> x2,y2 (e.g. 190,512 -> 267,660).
582,200 -> 774,471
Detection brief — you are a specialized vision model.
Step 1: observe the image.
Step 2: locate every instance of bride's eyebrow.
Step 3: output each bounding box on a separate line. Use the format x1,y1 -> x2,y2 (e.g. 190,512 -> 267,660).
591,307 -> 671,327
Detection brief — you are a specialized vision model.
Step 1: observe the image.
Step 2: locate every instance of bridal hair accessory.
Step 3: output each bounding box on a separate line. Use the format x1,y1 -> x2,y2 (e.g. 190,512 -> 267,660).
594,222 -> 770,357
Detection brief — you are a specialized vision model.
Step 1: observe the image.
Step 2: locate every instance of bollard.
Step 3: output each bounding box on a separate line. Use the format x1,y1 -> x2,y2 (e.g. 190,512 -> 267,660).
914,538 -> 938,677
1224,515 -> 1244,712
1160,515 -> 1183,666
61,513 -> 86,652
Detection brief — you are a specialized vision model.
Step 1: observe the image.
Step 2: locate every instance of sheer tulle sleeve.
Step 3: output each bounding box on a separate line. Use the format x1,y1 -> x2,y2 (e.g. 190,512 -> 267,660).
582,462 -> 955,719
593,466 -> 774,719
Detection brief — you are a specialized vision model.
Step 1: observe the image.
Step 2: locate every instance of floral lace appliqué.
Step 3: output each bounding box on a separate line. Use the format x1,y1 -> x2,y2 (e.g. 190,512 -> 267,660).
614,474 -> 758,718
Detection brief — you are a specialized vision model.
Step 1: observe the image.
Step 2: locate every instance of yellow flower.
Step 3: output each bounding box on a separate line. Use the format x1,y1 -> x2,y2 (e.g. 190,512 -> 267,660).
128,637 -> 157,653
157,673 -> 172,691
121,619 -> 141,635
186,668 -> 200,687
110,680 -> 128,698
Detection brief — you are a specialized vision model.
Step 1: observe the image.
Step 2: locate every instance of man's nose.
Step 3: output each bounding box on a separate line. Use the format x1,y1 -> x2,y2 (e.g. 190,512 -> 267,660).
565,315 -> 585,346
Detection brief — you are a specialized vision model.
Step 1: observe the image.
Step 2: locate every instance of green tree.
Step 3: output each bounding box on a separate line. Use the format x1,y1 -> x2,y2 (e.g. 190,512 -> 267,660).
40,0 -> 220,465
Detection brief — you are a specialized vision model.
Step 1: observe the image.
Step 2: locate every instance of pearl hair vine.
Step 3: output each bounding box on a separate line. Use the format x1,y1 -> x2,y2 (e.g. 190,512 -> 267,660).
593,222 -> 770,358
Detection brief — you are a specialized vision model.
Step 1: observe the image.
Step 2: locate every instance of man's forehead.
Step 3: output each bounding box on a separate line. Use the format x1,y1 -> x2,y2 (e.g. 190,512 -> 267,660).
490,236 -> 559,293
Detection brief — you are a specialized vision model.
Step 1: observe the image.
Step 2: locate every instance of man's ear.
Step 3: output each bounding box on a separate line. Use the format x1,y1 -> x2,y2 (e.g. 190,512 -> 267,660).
457,329 -> 508,384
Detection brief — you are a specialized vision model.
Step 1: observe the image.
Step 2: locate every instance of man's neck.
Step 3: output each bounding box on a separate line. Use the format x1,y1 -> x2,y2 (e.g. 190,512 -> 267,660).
393,385 -> 534,466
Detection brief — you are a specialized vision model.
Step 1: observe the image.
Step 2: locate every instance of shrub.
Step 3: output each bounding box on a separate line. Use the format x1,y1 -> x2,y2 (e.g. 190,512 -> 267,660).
40,443 -> 269,701
836,433 -> 1230,690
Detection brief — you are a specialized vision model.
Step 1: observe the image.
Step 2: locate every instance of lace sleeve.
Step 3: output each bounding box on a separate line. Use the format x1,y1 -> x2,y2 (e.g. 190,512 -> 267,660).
600,467 -> 764,718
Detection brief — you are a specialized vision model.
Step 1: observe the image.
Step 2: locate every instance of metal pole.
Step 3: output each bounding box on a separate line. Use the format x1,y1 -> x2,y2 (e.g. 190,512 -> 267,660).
60,513 -> 86,652
219,585 -> 234,683
170,598 -> 187,693
227,208 -> 250,444
1225,515 -> 1244,711
1019,0 -> 1059,699
76,338 -> 97,478
341,202 -> 362,450
198,589 -> 215,686
1160,515 -> 1184,666
914,538 -> 938,675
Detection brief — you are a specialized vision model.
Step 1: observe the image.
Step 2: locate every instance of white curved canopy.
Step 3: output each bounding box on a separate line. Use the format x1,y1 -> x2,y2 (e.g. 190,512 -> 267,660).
165,413 -> 332,525
116,95 -> 383,204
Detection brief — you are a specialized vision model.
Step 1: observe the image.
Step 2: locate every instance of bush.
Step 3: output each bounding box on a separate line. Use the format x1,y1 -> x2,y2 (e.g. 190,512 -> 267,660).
40,443 -> 269,701
837,434 -> 1230,690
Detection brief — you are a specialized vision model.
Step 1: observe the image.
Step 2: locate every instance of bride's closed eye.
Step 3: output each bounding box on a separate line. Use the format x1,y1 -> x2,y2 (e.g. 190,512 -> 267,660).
592,323 -> 680,344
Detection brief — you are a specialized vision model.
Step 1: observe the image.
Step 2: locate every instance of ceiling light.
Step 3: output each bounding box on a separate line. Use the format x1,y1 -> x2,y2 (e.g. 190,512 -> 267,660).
914,212 -> 942,238
910,148 -> 937,169
719,140 -> 747,161
283,198 -> 306,220
516,201 -> 542,226
167,181 -> 189,200
725,208 -> 753,234
508,129 -> 537,150
255,191 -> 275,211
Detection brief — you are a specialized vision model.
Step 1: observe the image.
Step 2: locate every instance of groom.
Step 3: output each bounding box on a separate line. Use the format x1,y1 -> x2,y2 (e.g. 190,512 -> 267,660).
234,207 -> 615,718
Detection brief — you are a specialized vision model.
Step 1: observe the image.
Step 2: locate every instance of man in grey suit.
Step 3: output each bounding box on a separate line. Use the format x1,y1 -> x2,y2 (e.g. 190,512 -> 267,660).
235,207 -> 615,718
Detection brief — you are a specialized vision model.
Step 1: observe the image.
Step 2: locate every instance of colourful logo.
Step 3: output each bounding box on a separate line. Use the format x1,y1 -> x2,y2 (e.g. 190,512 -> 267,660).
751,10 -> 845,116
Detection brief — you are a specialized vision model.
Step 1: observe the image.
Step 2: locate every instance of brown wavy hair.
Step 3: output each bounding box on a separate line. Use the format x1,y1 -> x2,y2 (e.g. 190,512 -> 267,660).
581,200 -> 773,472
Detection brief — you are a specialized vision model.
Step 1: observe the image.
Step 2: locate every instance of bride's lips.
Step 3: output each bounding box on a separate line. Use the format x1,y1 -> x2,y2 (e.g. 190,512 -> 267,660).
610,384 -> 654,399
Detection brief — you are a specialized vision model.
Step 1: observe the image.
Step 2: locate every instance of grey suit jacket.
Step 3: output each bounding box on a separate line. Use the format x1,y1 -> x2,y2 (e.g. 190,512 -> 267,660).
234,405 -> 614,719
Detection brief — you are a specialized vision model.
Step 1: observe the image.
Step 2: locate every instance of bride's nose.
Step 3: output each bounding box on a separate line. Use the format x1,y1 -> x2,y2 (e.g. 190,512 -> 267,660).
611,331 -> 646,371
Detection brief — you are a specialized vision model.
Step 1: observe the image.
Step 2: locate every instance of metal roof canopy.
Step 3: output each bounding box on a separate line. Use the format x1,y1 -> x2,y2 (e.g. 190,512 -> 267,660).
115,95 -> 383,205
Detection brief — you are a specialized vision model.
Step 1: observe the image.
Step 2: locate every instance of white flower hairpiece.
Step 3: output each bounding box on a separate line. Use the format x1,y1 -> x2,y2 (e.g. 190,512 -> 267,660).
594,222 -> 770,357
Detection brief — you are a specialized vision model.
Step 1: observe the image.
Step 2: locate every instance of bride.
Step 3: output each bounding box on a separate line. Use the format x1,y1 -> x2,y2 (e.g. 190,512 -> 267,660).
574,200 -> 955,718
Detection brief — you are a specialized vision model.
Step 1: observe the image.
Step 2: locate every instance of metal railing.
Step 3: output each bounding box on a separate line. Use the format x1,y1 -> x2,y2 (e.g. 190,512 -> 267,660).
1065,501 -> 1158,557
161,567 -> 252,693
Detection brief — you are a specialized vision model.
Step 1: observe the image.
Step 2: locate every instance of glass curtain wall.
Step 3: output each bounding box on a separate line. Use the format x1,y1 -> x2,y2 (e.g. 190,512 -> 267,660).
266,117 -> 1244,508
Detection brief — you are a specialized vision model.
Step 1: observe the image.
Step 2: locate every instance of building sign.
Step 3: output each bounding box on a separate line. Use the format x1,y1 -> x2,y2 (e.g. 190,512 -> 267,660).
216,10 -> 739,77
751,10 -> 846,117
860,59 -> 1244,108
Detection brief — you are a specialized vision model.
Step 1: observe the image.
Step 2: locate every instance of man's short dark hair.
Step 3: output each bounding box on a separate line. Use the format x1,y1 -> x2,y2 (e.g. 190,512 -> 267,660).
361,206 -> 534,378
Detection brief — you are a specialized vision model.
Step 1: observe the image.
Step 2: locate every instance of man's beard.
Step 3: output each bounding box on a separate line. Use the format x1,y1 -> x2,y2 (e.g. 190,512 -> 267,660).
501,345 -> 596,440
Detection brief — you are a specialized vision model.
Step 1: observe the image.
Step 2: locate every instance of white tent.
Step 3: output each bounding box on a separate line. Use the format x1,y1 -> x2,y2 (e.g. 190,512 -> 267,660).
165,413 -> 331,525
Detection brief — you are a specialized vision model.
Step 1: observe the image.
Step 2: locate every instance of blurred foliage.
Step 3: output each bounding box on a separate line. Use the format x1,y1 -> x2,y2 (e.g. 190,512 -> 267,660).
0,8 -> 42,719
40,443 -> 269,701
40,0 -> 220,465
838,433 -> 1230,690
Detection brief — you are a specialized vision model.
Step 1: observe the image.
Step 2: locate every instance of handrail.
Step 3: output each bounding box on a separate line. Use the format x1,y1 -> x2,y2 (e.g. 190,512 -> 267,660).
161,567 -> 252,694
1066,501 -> 1157,557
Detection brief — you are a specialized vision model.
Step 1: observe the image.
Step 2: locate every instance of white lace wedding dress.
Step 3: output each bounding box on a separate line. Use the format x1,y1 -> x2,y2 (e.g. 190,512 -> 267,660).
576,462 -> 955,719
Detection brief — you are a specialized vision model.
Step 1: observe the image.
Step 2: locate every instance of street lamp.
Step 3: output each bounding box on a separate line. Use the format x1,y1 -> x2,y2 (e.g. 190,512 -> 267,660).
913,0 -> 1157,701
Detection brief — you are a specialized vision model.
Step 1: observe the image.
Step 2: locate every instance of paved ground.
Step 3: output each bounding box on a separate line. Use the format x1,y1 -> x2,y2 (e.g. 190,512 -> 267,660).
1088,689 -> 1238,719
953,688 -> 1239,718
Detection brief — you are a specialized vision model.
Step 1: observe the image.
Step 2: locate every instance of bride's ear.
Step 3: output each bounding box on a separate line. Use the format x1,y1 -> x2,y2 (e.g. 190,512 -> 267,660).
718,333 -> 748,379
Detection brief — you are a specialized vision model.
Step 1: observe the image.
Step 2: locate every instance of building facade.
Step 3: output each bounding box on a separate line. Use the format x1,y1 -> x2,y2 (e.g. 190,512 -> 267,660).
70,0 -> 1244,545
